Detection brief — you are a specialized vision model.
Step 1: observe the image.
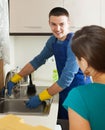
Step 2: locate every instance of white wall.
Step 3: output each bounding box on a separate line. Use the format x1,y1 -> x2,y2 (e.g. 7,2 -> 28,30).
4,36 -> 15,78
12,36 -> 56,82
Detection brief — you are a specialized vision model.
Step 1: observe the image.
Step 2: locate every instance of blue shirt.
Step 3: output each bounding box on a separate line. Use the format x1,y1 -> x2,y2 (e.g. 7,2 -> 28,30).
30,34 -> 79,88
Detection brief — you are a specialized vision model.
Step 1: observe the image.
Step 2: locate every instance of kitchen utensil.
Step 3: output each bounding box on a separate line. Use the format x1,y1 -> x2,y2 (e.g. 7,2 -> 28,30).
26,74 -> 36,97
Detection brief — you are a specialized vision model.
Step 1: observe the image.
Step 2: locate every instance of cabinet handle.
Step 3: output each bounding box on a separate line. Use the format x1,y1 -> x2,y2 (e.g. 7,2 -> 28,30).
24,26 -> 42,29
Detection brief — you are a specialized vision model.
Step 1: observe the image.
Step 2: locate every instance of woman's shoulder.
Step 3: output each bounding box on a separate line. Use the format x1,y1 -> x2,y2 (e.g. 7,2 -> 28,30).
70,83 -> 104,98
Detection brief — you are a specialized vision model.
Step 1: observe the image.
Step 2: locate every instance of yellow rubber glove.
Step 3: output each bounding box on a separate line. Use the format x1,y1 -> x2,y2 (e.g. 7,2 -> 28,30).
26,89 -> 52,108
11,73 -> 22,83
39,89 -> 52,101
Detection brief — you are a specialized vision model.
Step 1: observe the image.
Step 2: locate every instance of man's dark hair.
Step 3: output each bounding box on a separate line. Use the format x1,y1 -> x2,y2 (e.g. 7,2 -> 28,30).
49,7 -> 69,18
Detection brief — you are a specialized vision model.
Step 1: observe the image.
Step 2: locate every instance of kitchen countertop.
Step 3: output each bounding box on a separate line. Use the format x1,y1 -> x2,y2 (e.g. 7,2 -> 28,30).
0,94 -> 59,129
20,94 -> 59,129
0,79 -> 60,130
0,80 -> 61,130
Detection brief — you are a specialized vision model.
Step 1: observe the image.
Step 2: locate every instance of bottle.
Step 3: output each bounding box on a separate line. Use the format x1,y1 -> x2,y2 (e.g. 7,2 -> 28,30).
52,69 -> 58,82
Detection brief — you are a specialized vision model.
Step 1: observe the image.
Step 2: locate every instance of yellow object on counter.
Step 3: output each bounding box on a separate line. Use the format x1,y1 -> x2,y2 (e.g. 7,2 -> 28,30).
39,89 -> 52,101
0,114 -> 51,130
11,73 -> 22,83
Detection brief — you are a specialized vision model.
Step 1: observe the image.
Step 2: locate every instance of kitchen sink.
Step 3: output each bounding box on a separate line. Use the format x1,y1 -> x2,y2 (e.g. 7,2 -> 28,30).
0,85 -> 53,115
0,98 -> 52,115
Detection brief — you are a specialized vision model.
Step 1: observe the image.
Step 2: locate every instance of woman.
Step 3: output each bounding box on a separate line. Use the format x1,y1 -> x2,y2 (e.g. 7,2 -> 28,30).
63,25 -> 105,130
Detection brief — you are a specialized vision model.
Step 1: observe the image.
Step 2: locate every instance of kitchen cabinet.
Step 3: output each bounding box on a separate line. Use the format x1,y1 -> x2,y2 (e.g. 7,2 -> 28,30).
9,0 -> 102,35
64,0 -> 101,31
9,0 -> 64,35
101,0 -> 105,27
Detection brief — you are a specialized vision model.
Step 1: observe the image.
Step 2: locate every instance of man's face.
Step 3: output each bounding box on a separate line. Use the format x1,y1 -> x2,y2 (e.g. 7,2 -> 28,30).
49,15 -> 70,41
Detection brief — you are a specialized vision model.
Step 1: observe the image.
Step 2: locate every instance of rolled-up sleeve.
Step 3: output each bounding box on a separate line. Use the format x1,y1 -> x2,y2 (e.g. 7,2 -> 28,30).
30,36 -> 55,69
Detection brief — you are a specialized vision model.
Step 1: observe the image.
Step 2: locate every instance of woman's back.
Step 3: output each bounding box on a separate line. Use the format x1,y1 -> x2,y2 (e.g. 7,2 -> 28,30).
63,83 -> 105,130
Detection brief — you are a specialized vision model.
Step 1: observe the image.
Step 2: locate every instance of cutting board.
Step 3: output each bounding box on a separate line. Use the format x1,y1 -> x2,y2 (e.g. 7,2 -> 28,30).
0,114 -> 51,130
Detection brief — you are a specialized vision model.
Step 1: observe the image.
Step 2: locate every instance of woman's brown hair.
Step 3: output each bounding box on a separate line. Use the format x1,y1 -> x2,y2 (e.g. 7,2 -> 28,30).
71,25 -> 105,72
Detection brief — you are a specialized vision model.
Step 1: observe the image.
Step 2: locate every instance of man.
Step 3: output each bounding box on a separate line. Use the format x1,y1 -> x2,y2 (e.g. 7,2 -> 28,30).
7,7 -> 91,119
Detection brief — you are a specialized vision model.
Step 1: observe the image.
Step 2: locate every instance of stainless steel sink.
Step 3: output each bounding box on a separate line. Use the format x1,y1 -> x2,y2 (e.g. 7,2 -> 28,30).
0,98 -> 52,115
0,85 -> 53,115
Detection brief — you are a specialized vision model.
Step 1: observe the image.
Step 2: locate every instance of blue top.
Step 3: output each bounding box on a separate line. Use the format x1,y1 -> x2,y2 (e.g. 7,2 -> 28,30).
30,33 -> 79,88
63,83 -> 105,130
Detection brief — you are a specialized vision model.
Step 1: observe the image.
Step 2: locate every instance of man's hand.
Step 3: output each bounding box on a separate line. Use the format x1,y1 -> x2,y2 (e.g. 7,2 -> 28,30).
7,81 -> 16,95
25,95 -> 42,108
7,73 -> 22,95
26,89 -> 52,109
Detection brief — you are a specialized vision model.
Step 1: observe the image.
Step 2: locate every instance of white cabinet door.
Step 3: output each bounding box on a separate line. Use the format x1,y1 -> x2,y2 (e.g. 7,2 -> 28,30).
101,0 -> 105,27
9,0 -> 63,34
64,0 -> 100,31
